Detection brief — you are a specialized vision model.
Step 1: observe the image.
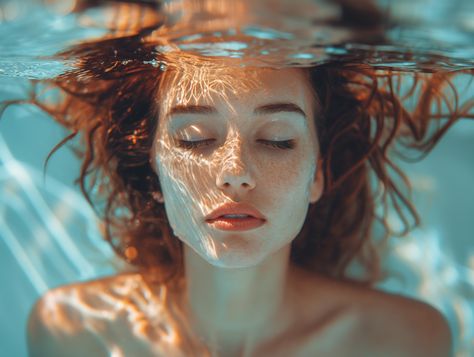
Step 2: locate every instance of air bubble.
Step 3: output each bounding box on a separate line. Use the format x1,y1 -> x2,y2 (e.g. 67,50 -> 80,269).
143,59 -> 168,71
159,62 -> 168,71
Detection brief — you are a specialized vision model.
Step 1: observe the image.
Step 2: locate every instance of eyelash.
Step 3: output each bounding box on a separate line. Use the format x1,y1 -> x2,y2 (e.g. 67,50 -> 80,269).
177,139 -> 296,150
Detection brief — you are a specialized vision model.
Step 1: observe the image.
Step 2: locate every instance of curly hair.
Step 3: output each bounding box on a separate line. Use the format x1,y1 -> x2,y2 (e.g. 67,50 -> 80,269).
4,32 -> 472,288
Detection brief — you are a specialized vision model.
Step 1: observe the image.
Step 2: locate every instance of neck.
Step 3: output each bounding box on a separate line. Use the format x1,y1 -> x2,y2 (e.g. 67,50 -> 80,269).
181,244 -> 293,353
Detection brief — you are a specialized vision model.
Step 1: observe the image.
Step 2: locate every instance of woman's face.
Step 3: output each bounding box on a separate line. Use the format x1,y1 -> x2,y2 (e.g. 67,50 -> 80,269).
151,64 -> 324,268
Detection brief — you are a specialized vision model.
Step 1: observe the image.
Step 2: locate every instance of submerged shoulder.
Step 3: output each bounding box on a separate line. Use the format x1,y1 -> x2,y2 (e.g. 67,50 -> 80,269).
27,273 -> 144,357
301,274 -> 453,357
339,279 -> 453,357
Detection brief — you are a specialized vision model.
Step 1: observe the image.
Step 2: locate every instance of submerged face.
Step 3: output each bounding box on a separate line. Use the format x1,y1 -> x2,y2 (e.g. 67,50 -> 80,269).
151,62 -> 324,268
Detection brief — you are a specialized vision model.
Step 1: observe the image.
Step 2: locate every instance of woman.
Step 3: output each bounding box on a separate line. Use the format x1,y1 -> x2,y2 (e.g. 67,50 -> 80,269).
18,25 -> 470,355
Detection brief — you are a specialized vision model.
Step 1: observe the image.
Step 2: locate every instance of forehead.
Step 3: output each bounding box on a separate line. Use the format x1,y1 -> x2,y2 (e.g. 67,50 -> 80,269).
156,60 -> 314,116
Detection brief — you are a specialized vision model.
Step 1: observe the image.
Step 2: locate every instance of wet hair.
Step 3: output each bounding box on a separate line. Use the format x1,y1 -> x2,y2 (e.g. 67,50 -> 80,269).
3,32 -> 472,287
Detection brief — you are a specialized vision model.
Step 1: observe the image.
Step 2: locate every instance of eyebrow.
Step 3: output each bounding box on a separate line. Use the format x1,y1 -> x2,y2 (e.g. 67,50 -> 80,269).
168,105 -> 217,116
253,102 -> 307,118
167,102 -> 307,118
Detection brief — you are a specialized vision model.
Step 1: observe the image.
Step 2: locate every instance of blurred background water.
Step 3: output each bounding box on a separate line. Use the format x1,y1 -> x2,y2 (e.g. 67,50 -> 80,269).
0,0 -> 473,356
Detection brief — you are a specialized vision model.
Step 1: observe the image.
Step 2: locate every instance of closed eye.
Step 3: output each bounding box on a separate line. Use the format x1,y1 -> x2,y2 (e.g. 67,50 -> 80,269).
176,139 -> 216,149
176,139 -> 295,150
257,139 -> 295,149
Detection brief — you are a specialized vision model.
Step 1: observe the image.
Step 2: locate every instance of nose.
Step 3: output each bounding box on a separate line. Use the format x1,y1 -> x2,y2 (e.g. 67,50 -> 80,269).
216,170 -> 256,195
215,139 -> 256,197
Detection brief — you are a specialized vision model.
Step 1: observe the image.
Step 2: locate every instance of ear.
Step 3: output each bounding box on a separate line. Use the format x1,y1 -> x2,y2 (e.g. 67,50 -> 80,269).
309,157 -> 324,204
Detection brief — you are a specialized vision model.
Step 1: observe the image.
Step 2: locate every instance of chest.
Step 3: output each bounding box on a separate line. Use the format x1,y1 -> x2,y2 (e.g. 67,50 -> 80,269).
103,306 -> 368,357
254,306 -> 367,357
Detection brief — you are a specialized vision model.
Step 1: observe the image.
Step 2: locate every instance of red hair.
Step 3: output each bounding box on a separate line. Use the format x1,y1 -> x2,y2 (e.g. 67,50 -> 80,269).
2,33 -> 472,287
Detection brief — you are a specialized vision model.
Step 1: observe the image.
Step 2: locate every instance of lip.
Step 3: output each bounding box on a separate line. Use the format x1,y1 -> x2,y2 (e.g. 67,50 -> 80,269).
205,202 -> 266,221
207,216 -> 266,231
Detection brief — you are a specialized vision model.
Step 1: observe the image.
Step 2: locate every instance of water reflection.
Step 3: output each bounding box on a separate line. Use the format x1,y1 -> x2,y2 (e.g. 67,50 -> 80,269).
0,133 -> 121,294
0,0 -> 473,79
36,274 -> 208,356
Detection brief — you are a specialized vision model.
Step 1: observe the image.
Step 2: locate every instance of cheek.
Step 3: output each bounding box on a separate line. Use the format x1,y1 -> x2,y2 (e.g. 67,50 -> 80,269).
258,147 -> 315,199
264,149 -> 316,221
152,143 -> 221,241
153,129 -> 210,191
154,149 -> 213,204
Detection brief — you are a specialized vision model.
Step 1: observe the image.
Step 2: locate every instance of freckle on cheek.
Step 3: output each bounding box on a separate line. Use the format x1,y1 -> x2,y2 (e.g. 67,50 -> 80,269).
268,165 -> 299,193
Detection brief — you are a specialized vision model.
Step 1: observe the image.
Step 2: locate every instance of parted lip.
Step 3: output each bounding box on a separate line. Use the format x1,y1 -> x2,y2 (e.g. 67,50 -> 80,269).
205,202 -> 266,221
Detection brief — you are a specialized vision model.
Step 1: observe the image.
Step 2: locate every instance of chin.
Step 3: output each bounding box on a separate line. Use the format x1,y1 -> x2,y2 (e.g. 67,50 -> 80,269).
202,248 -> 268,269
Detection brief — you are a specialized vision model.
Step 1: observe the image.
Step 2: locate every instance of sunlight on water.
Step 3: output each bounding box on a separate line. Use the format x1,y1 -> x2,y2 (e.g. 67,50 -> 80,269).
378,227 -> 474,355
0,133 -> 122,293
0,0 -> 473,78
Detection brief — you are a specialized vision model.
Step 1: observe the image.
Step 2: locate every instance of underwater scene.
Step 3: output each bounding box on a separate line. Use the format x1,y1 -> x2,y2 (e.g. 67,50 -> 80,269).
0,0 -> 473,356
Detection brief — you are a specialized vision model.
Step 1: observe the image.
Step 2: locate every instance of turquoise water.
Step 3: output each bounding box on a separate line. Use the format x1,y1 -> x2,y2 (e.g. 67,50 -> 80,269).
0,1 -> 473,356
0,0 -> 473,77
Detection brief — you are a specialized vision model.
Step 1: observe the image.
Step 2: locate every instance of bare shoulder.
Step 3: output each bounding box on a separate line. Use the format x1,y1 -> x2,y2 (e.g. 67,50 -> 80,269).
27,273 -> 148,357
360,287 -> 453,357
288,269 -> 452,357
310,275 -> 453,357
